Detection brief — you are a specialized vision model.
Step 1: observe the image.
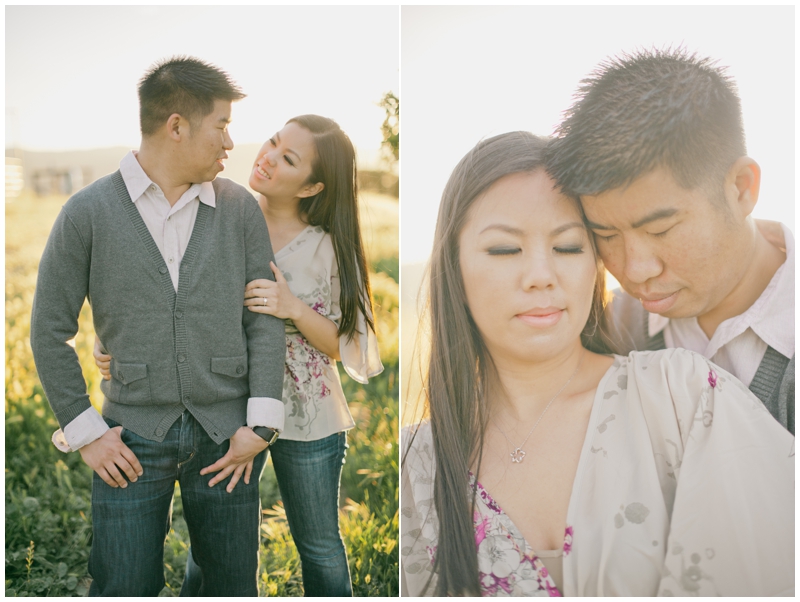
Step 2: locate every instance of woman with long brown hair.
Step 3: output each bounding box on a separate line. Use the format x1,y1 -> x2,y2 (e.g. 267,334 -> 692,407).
400,132 -> 793,596
96,115 -> 383,595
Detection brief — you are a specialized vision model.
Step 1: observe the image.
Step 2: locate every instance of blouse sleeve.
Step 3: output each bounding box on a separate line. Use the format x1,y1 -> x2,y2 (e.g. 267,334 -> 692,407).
401,424 -> 438,596
635,350 -> 795,596
330,260 -> 384,384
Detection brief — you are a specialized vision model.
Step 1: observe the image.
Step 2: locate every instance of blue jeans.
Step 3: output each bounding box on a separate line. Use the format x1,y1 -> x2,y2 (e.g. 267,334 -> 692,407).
183,431 -> 352,596
88,412 -> 266,596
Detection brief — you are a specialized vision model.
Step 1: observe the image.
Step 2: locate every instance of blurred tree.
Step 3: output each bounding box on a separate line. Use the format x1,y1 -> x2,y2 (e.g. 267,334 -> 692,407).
379,92 -> 398,171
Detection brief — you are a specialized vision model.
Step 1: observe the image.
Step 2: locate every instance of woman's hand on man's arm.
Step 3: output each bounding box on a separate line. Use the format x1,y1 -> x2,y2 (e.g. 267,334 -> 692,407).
244,262 -> 341,360
94,335 -> 112,380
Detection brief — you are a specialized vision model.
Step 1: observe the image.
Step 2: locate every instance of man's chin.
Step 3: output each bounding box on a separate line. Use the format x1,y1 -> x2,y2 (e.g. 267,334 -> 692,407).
205,168 -> 223,182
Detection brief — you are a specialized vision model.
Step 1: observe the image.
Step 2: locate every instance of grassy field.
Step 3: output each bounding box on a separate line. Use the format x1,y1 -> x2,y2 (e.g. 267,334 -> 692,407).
4,190 -> 399,597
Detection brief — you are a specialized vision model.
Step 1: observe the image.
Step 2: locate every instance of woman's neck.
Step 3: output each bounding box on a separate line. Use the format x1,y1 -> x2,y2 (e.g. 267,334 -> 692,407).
260,194 -> 303,226
488,342 -> 588,423
258,194 -> 310,254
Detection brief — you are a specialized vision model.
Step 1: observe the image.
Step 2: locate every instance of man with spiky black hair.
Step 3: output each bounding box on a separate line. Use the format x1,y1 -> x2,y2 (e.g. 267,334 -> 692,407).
546,48 -> 793,433
31,56 -> 286,595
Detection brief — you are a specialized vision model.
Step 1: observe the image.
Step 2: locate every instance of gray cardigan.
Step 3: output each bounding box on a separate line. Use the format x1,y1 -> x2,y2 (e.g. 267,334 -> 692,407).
31,171 -> 286,444
605,289 -> 794,434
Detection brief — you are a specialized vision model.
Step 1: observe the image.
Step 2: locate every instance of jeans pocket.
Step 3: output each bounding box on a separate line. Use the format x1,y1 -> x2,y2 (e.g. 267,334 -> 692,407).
102,416 -> 127,441
103,416 -> 121,429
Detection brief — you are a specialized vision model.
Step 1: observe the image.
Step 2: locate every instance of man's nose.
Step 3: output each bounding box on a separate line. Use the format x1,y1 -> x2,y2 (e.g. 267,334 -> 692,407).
623,238 -> 662,284
224,130 -> 234,151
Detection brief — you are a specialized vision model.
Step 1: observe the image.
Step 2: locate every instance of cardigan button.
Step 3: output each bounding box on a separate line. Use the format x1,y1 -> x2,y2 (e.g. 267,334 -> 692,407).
178,354 -> 186,363
175,311 -> 183,319
155,427 -> 163,436
159,266 -> 168,274
184,396 -> 191,403
236,365 -> 244,374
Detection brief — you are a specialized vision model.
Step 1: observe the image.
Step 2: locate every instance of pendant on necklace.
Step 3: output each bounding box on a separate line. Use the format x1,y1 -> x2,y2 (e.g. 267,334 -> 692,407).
510,448 -> 526,463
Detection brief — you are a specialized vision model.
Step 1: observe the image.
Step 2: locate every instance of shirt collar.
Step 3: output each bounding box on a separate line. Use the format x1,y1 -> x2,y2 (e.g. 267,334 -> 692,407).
748,224 -> 794,358
119,151 -> 216,207
647,223 -> 794,359
648,311 -> 670,337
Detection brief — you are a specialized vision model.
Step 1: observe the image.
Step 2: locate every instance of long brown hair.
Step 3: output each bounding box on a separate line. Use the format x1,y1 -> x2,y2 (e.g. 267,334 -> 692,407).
408,132 -> 611,595
287,115 -> 374,340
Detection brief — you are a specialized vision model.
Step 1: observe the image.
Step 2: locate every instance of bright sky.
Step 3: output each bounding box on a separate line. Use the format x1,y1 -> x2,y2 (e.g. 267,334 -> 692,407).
401,6 -> 795,265
5,5 -> 399,164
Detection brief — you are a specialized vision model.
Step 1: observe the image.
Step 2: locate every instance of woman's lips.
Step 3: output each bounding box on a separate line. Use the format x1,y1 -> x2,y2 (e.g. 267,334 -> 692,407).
516,308 -> 563,328
254,165 -> 271,179
640,291 -> 680,314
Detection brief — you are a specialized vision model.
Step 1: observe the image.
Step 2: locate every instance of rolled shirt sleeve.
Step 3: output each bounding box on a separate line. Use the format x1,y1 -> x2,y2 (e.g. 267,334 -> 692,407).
246,396 -> 285,431
53,406 -> 110,452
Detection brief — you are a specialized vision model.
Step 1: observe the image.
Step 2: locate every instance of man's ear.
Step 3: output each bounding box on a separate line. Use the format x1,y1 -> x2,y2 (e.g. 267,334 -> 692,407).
166,113 -> 186,142
298,181 -> 325,199
726,157 -> 761,218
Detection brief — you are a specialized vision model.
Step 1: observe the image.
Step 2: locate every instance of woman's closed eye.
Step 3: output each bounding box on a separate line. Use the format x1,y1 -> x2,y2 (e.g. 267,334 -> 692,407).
284,155 -> 295,167
487,246 -> 521,256
554,245 -> 584,255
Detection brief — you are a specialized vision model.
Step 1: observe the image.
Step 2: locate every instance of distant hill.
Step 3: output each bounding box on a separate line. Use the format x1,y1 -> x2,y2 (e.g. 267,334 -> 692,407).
6,144 -> 265,193
6,144 -> 396,196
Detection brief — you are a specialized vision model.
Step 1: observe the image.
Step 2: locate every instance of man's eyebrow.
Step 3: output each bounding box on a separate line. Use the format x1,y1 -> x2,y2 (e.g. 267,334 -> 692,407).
585,219 -> 614,231
586,208 -> 679,231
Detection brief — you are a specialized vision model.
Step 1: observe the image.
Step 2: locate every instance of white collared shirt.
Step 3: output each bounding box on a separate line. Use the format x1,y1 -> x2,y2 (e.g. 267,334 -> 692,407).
53,151 -> 284,452
648,224 -> 794,387
119,150 -> 215,291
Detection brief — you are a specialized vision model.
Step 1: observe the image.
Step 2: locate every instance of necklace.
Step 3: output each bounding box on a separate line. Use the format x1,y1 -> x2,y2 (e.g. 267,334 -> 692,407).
494,353 -> 584,464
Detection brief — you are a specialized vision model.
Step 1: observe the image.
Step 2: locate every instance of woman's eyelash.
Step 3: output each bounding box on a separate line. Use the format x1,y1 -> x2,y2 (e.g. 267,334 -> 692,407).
487,246 -> 584,255
284,156 -> 294,166
487,247 -> 520,256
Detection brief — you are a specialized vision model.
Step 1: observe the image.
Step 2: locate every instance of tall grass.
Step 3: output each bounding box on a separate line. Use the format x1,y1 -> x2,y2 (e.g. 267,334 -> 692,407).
5,191 -> 399,597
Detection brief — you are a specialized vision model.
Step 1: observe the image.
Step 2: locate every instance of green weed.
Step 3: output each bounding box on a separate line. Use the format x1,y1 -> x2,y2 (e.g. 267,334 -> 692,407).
5,191 -> 399,596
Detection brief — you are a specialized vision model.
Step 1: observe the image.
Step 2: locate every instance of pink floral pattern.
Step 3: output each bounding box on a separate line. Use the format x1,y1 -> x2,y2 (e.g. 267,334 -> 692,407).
707,370 -> 718,388
465,473 -> 562,596
283,304 -> 337,435
275,225 -> 361,440
563,526 -> 573,556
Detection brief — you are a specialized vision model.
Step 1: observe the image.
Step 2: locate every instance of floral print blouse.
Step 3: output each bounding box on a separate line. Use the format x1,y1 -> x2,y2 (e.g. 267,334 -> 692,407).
275,225 -> 383,441
469,473 -> 564,596
401,349 -> 795,596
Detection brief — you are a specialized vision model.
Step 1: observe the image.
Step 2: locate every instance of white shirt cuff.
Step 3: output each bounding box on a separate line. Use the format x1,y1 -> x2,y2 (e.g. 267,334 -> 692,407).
246,397 -> 285,432
52,407 -> 110,452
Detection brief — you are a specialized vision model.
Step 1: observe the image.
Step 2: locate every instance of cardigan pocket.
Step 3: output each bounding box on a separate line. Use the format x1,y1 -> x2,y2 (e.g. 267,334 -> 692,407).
209,355 -> 249,402
100,362 -> 152,405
